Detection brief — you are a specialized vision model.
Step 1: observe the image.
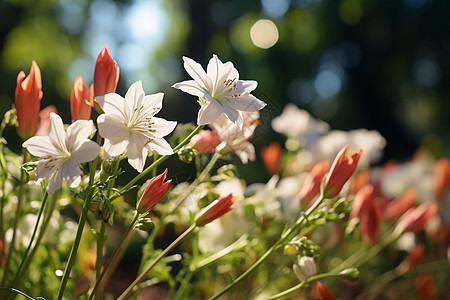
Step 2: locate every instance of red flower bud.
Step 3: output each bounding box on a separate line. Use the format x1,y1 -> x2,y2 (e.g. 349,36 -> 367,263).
261,142 -> 282,175
415,274 -> 437,300
195,194 -> 238,226
136,170 -> 171,214
398,243 -> 425,272
383,188 -> 417,222
15,61 -> 43,139
71,77 -> 94,121
35,105 -> 58,136
315,281 -> 336,300
299,160 -> 330,206
434,157 -> 450,202
351,184 -> 380,244
93,46 -> 119,98
324,145 -> 362,198
396,202 -> 438,234
190,130 -> 221,154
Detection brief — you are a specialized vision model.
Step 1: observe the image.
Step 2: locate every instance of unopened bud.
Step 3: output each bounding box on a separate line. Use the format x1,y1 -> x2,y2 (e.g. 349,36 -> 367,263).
338,268 -> 359,281
283,244 -> 299,255
293,256 -> 316,281
178,148 -> 196,163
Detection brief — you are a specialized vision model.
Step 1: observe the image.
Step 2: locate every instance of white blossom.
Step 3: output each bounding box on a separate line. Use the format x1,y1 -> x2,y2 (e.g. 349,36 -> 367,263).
172,54 -> 266,129
96,81 -> 177,172
23,113 -> 100,195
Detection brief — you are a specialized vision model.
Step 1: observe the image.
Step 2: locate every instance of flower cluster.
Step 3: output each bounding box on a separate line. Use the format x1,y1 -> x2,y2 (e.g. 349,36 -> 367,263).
0,48 -> 448,300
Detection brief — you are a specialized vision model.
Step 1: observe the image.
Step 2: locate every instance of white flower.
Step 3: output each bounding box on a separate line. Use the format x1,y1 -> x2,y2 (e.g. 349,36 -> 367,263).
23,113 -> 101,195
293,256 -> 317,281
272,104 -> 329,143
209,111 -> 259,164
172,54 -> 266,129
96,81 -> 177,172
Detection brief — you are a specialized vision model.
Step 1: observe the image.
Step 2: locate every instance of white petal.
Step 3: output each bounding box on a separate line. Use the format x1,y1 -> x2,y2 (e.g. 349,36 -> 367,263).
182,56 -> 209,90
234,144 -> 255,164
103,139 -> 128,159
67,119 -> 96,149
150,118 -> 177,138
97,93 -> 128,118
207,54 -> 223,91
147,138 -> 174,155
23,136 -> 57,157
227,94 -> 266,112
127,133 -> 148,172
235,80 -> 257,93
125,81 -> 145,111
48,113 -> 68,153
223,61 -> 239,81
172,80 -> 207,98
97,113 -> 128,144
197,101 -> 224,125
71,140 -> 101,164
62,162 -> 82,188
35,159 -> 59,182
46,169 -> 63,195
141,93 -> 164,117
222,103 -> 243,130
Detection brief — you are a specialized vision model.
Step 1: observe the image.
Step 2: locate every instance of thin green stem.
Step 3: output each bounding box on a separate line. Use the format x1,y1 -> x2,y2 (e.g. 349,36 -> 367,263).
1,149 -> 29,287
264,272 -> 340,300
329,229 -> 401,275
13,192 -> 57,289
0,116 -> 8,261
117,224 -> 197,300
88,212 -> 139,300
111,125 -> 204,201
209,194 -> 325,300
11,192 -> 48,289
57,157 -> 99,300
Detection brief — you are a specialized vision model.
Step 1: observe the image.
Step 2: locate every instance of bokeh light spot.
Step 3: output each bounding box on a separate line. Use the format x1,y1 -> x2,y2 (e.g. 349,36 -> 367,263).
250,19 -> 279,49
339,0 -> 362,25
314,70 -> 342,98
261,0 -> 291,18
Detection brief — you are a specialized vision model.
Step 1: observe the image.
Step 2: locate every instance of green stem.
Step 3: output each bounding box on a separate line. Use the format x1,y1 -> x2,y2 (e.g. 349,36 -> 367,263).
117,224 -> 197,300
209,194 -> 325,300
264,272 -> 340,300
88,212 -> 139,300
11,192 -> 48,289
329,229 -> 401,274
1,149 -> 29,286
14,192 -> 57,289
57,158 -> 99,300
111,125 -> 204,201
0,116 -> 8,261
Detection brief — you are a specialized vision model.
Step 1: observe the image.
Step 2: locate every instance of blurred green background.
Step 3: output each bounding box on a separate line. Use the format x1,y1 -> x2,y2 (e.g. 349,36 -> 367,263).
1,0 -> 450,166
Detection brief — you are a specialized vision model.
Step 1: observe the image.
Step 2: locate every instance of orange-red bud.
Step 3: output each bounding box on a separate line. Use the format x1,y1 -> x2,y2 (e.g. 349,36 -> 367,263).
434,157 -> 450,202
351,184 -> 380,244
71,76 -> 94,121
190,130 -> 221,154
35,105 -> 58,136
299,160 -> 330,206
398,243 -> 425,272
15,61 -> 43,139
195,194 -> 238,226
136,170 -> 171,214
324,145 -> 362,198
383,188 -> 417,222
93,46 -> 119,98
315,281 -> 336,300
415,274 -> 437,300
396,202 -> 438,234
261,142 -> 282,175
